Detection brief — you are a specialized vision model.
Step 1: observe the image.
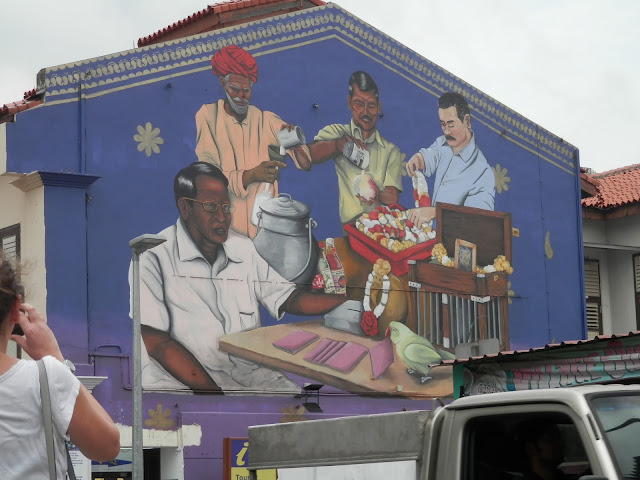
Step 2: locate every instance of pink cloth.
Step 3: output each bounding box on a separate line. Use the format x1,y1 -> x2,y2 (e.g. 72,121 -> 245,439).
195,99 -> 310,238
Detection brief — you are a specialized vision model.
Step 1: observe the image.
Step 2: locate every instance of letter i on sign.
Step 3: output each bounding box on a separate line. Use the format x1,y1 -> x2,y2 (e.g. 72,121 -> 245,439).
236,441 -> 249,466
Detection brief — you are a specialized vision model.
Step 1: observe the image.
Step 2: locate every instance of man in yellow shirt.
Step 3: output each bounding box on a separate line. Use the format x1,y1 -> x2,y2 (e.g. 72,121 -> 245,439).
195,45 -> 311,238
308,71 -> 405,225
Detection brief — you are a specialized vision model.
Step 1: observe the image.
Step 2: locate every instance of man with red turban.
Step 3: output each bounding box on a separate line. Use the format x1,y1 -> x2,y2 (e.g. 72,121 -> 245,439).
195,45 -> 311,238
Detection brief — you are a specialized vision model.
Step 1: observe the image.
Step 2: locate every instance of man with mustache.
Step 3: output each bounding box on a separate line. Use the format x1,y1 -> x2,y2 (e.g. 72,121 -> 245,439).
195,45 -> 311,239
132,162 -> 346,393
405,92 -> 495,226
308,71 -> 405,226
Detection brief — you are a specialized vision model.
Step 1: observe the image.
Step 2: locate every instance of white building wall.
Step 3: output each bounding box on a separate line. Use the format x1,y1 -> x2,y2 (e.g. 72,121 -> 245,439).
582,218 -> 607,244
607,250 -> 637,333
606,215 -> 640,246
0,123 -> 6,174
583,215 -> 640,335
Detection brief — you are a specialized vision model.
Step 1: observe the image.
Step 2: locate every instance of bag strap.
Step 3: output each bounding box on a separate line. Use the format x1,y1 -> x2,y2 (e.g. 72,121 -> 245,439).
66,447 -> 77,480
37,359 -> 77,480
37,359 -> 57,480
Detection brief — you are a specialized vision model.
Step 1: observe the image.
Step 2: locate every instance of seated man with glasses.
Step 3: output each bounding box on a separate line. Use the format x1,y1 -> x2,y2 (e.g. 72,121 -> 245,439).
130,162 -> 347,393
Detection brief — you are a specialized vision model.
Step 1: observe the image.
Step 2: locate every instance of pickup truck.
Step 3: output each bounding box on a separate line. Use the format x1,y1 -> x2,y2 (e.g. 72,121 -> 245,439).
248,384 -> 640,480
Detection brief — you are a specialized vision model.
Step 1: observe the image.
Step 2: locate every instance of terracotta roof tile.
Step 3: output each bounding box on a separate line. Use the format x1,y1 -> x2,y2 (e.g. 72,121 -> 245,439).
137,0 -> 326,47
581,163 -> 640,209
0,89 -> 43,124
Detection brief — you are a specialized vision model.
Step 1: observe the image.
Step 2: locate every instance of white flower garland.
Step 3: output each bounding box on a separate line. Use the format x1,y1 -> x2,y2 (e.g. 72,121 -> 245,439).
412,170 -> 429,207
362,272 -> 390,318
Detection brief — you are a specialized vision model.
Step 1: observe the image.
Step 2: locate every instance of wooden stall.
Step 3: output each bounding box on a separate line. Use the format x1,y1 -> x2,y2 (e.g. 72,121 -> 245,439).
407,203 -> 513,352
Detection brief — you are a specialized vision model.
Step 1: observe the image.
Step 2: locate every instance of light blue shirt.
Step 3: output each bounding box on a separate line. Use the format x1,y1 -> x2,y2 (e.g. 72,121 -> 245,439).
419,133 -> 495,210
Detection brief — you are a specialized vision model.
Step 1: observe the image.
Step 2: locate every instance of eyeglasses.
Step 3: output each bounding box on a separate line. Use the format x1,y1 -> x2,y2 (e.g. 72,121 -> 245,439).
182,198 -> 235,215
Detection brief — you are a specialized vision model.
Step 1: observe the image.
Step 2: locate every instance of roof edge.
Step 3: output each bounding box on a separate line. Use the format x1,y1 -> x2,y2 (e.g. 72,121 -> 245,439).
137,0 -> 326,47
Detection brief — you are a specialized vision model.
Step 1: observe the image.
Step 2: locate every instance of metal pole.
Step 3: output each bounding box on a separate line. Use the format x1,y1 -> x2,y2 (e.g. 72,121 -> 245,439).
131,248 -> 143,480
129,234 -> 166,480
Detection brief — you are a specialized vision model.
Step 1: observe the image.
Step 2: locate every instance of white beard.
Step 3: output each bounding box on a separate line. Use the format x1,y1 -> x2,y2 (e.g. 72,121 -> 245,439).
225,92 -> 249,115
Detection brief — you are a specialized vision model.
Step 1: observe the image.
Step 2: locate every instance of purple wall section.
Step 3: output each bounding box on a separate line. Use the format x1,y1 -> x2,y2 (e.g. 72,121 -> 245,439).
3,4 -> 585,478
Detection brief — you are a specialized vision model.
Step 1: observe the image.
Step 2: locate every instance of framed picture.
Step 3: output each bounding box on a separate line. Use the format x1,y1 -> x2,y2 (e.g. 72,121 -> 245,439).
454,239 -> 477,272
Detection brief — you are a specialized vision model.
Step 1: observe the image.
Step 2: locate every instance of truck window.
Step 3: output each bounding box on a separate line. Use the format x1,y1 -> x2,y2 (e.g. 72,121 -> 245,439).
590,393 -> 640,479
465,413 -> 591,480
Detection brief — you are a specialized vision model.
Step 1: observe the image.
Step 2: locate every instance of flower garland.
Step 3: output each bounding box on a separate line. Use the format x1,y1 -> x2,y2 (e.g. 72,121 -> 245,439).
360,270 -> 390,336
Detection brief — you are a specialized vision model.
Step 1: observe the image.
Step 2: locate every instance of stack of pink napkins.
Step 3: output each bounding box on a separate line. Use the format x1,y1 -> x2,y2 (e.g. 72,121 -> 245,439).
272,329 -> 395,378
272,330 -> 320,354
303,338 -> 368,373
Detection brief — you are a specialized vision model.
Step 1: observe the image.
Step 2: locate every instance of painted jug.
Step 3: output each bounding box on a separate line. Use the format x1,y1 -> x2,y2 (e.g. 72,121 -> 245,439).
253,193 -> 319,286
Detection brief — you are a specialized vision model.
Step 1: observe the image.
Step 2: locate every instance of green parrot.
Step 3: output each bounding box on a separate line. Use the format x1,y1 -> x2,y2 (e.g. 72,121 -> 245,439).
386,321 -> 456,383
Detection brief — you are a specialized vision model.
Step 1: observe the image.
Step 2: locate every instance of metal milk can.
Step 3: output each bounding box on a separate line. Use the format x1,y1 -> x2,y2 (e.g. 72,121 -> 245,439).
253,193 -> 319,286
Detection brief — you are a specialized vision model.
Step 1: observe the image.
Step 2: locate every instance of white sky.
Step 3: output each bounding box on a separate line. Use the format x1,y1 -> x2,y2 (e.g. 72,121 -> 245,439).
2,0 -> 638,173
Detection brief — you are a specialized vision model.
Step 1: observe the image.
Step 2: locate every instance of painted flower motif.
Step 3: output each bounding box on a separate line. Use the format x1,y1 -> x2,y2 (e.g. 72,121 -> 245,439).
508,281 -> 515,305
134,122 -> 164,157
280,405 -> 307,423
492,164 -> 511,194
144,404 -> 174,430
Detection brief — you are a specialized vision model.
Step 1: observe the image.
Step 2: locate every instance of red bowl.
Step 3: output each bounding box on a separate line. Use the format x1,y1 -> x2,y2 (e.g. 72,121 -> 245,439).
344,205 -> 436,276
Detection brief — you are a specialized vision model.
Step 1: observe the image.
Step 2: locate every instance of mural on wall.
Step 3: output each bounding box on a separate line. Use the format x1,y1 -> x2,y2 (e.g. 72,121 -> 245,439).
307,70 -> 404,224
132,45 -> 517,398
194,45 -> 312,239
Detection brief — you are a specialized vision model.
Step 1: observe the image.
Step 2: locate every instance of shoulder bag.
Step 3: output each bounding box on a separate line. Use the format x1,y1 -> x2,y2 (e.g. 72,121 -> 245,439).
37,358 -> 77,480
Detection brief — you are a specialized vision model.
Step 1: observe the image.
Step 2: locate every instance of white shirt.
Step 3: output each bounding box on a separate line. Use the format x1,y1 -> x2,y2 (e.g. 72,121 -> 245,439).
0,356 -> 80,480
132,219 -> 298,392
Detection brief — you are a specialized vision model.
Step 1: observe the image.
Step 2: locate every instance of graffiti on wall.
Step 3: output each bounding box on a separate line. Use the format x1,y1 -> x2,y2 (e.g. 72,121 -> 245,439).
132,45 -> 517,398
462,338 -> 640,396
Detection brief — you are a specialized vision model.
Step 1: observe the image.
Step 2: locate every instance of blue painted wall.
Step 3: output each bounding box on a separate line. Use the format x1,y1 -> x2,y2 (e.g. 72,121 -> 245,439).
3,4 -> 585,477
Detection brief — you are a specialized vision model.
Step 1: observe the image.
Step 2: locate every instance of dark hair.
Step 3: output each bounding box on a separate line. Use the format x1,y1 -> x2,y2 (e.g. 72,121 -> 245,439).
174,162 -> 229,205
0,255 -> 23,324
348,71 -> 379,101
438,92 -> 470,122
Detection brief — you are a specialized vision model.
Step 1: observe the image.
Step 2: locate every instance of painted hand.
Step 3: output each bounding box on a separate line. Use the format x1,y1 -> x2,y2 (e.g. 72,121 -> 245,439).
406,152 -> 425,177
335,134 -> 365,154
250,160 -> 286,183
407,206 -> 436,226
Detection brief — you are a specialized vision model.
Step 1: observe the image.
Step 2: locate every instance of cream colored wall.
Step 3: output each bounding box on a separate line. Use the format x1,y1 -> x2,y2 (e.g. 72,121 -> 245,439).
0,173 -> 47,316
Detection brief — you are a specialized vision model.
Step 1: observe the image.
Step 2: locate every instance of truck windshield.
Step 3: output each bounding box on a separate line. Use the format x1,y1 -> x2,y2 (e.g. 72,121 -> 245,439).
590,393 -> 640,479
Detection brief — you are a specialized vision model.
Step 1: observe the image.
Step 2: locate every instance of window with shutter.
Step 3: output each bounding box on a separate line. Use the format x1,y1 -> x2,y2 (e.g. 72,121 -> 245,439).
634,254 -> 640,330
584,259 -> 602,338
1,227 -> 19,260
634,254 -> 640,295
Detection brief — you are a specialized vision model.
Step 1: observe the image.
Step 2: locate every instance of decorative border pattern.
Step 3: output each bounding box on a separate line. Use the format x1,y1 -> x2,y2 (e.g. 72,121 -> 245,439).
38,4 -> 576,171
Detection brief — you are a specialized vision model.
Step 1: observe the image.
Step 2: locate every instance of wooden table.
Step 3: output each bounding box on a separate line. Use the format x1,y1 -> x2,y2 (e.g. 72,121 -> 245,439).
220,235 -> 452,399
219,318 -> 453,399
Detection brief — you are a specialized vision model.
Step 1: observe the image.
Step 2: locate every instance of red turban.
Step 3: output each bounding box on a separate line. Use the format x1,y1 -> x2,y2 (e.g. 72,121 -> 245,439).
210,45 -> 258,83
